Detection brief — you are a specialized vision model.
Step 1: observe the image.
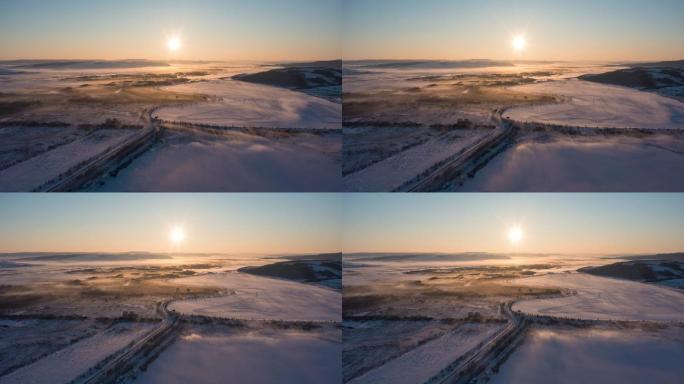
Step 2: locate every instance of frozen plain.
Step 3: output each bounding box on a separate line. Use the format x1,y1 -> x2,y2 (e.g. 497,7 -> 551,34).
342,61 -> 684,192
0,60 -> 341,191
0,253 -> 342,383
169,272 -> 341,322
511,273 -> 684,321
342,253 -> 684,383
135,329 -> 341,384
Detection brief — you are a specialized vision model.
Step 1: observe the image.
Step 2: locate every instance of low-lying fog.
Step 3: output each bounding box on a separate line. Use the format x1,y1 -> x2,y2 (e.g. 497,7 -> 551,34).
0,251 -> 342,384
342,251 -> 684,383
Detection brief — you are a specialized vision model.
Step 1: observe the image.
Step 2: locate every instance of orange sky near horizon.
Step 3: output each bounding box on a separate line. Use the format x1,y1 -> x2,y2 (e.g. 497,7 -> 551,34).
343,0 -> 684,62
0,0 -> 341,61
0,194 -> 342,255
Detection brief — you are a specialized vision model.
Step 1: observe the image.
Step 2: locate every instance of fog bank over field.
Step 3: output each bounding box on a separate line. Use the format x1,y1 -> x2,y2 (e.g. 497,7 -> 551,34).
342,250 -> 684,383
0,59 -> 341,192
492,327 -> 684,384
0,250 -> 342,383
343,59 -> 684,192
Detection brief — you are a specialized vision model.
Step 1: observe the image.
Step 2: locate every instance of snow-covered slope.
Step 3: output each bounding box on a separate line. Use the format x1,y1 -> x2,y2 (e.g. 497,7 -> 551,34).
0,128 -> 139,191
460,133 -> 684,192
0,322 -> 153,384
506,79 -> 684,129
581,66 -> 684,101
239,257 -> 341,290
348,323 -> 501,384
135,330 -> 341,384
155,80 -> 341,129
168,272 -> 340,322
492,327 -> 684,384
581,259 -> 684,289
512,273 -> 684,321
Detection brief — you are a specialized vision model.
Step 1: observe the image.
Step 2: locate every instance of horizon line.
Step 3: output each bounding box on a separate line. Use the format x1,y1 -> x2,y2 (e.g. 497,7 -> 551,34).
0,250 -> 342,256
343,250 -> 683,256
0,57 -> 343,63
2,57 -> 681,63
342,57 -> 684,64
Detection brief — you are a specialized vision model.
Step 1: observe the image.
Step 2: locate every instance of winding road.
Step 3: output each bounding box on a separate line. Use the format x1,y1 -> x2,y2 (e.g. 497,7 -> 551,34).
76,301 -> 178,384
44,108 -> 160,192
401,109 -> 516,192
436,302 -> 526,384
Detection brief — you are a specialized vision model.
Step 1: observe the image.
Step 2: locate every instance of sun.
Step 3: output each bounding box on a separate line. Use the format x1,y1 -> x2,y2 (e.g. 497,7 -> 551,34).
167,36 -> 182,52
508,226 -> 524,244
512,35 -> 526,52
169,226 -> 185,245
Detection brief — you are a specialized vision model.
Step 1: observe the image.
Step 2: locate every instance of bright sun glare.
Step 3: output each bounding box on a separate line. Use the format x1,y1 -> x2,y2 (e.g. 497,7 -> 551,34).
512,35 -> 526,52
169,226 -> 185,244
167,37 -> 182,52
508,226 -> 524,244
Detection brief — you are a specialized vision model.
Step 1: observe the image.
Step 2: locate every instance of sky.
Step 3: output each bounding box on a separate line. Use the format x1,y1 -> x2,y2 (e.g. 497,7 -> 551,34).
0,194 -> 342,255
343,194 -> 684,255
343,0 -> 684,61
2,193 -> 682,256
0,0 -> 341,61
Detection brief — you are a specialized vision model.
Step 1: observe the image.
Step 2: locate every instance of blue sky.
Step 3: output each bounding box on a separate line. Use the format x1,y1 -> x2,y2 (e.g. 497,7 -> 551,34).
343,0 -> 684,61
0,194 -> 342,254
2,193 -> 682,255
343,194 -> 684,254
3,0 -> 680,61
0,0 -> 341,60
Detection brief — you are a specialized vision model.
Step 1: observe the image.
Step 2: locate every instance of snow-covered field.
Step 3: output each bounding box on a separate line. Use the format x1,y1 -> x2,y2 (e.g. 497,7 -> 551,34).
512,273 -> 684,321
460,133 -> 684,192
342,61 -> 602,95
580,66 -> 684,102
341,253 -> 684,383
169,272 -> 340,322
0,253 -> 342,382
91,129 -> 341,192
135,329 -> 341,384
0,128 -> 139,191
342,62 -> 684,192
0,60 -> 341,191
0,322 -> 154,384
0,126 -> 89,171
343,319 -> 457,382
156,80 -> 341,129
580,258 -> 684,289
506,79 -> 684,129
342,61 -> 614,125
0,62 -> 213,126
348,323 -> 501,384
491,327 -> 684,384
0,319 -> 106,377
342,253 -> 604,287
0,252 -> 263,318
344,128 -> 490,191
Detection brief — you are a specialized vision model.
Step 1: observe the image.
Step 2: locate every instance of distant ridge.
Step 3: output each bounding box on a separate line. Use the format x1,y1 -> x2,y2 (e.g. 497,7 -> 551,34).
629,59 -> 684,69
239,253 -> 342,289
345,252 -> 511,262
16,252 -> 173,262
280,252 -> 342,262
279,59 -> 341,69
8,59 -> 170,69
356,59 -> 514,69
233,63 -> 341,90
620,252 -> 684,262
580,63 -> 684,100
581,254 -> 684,288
